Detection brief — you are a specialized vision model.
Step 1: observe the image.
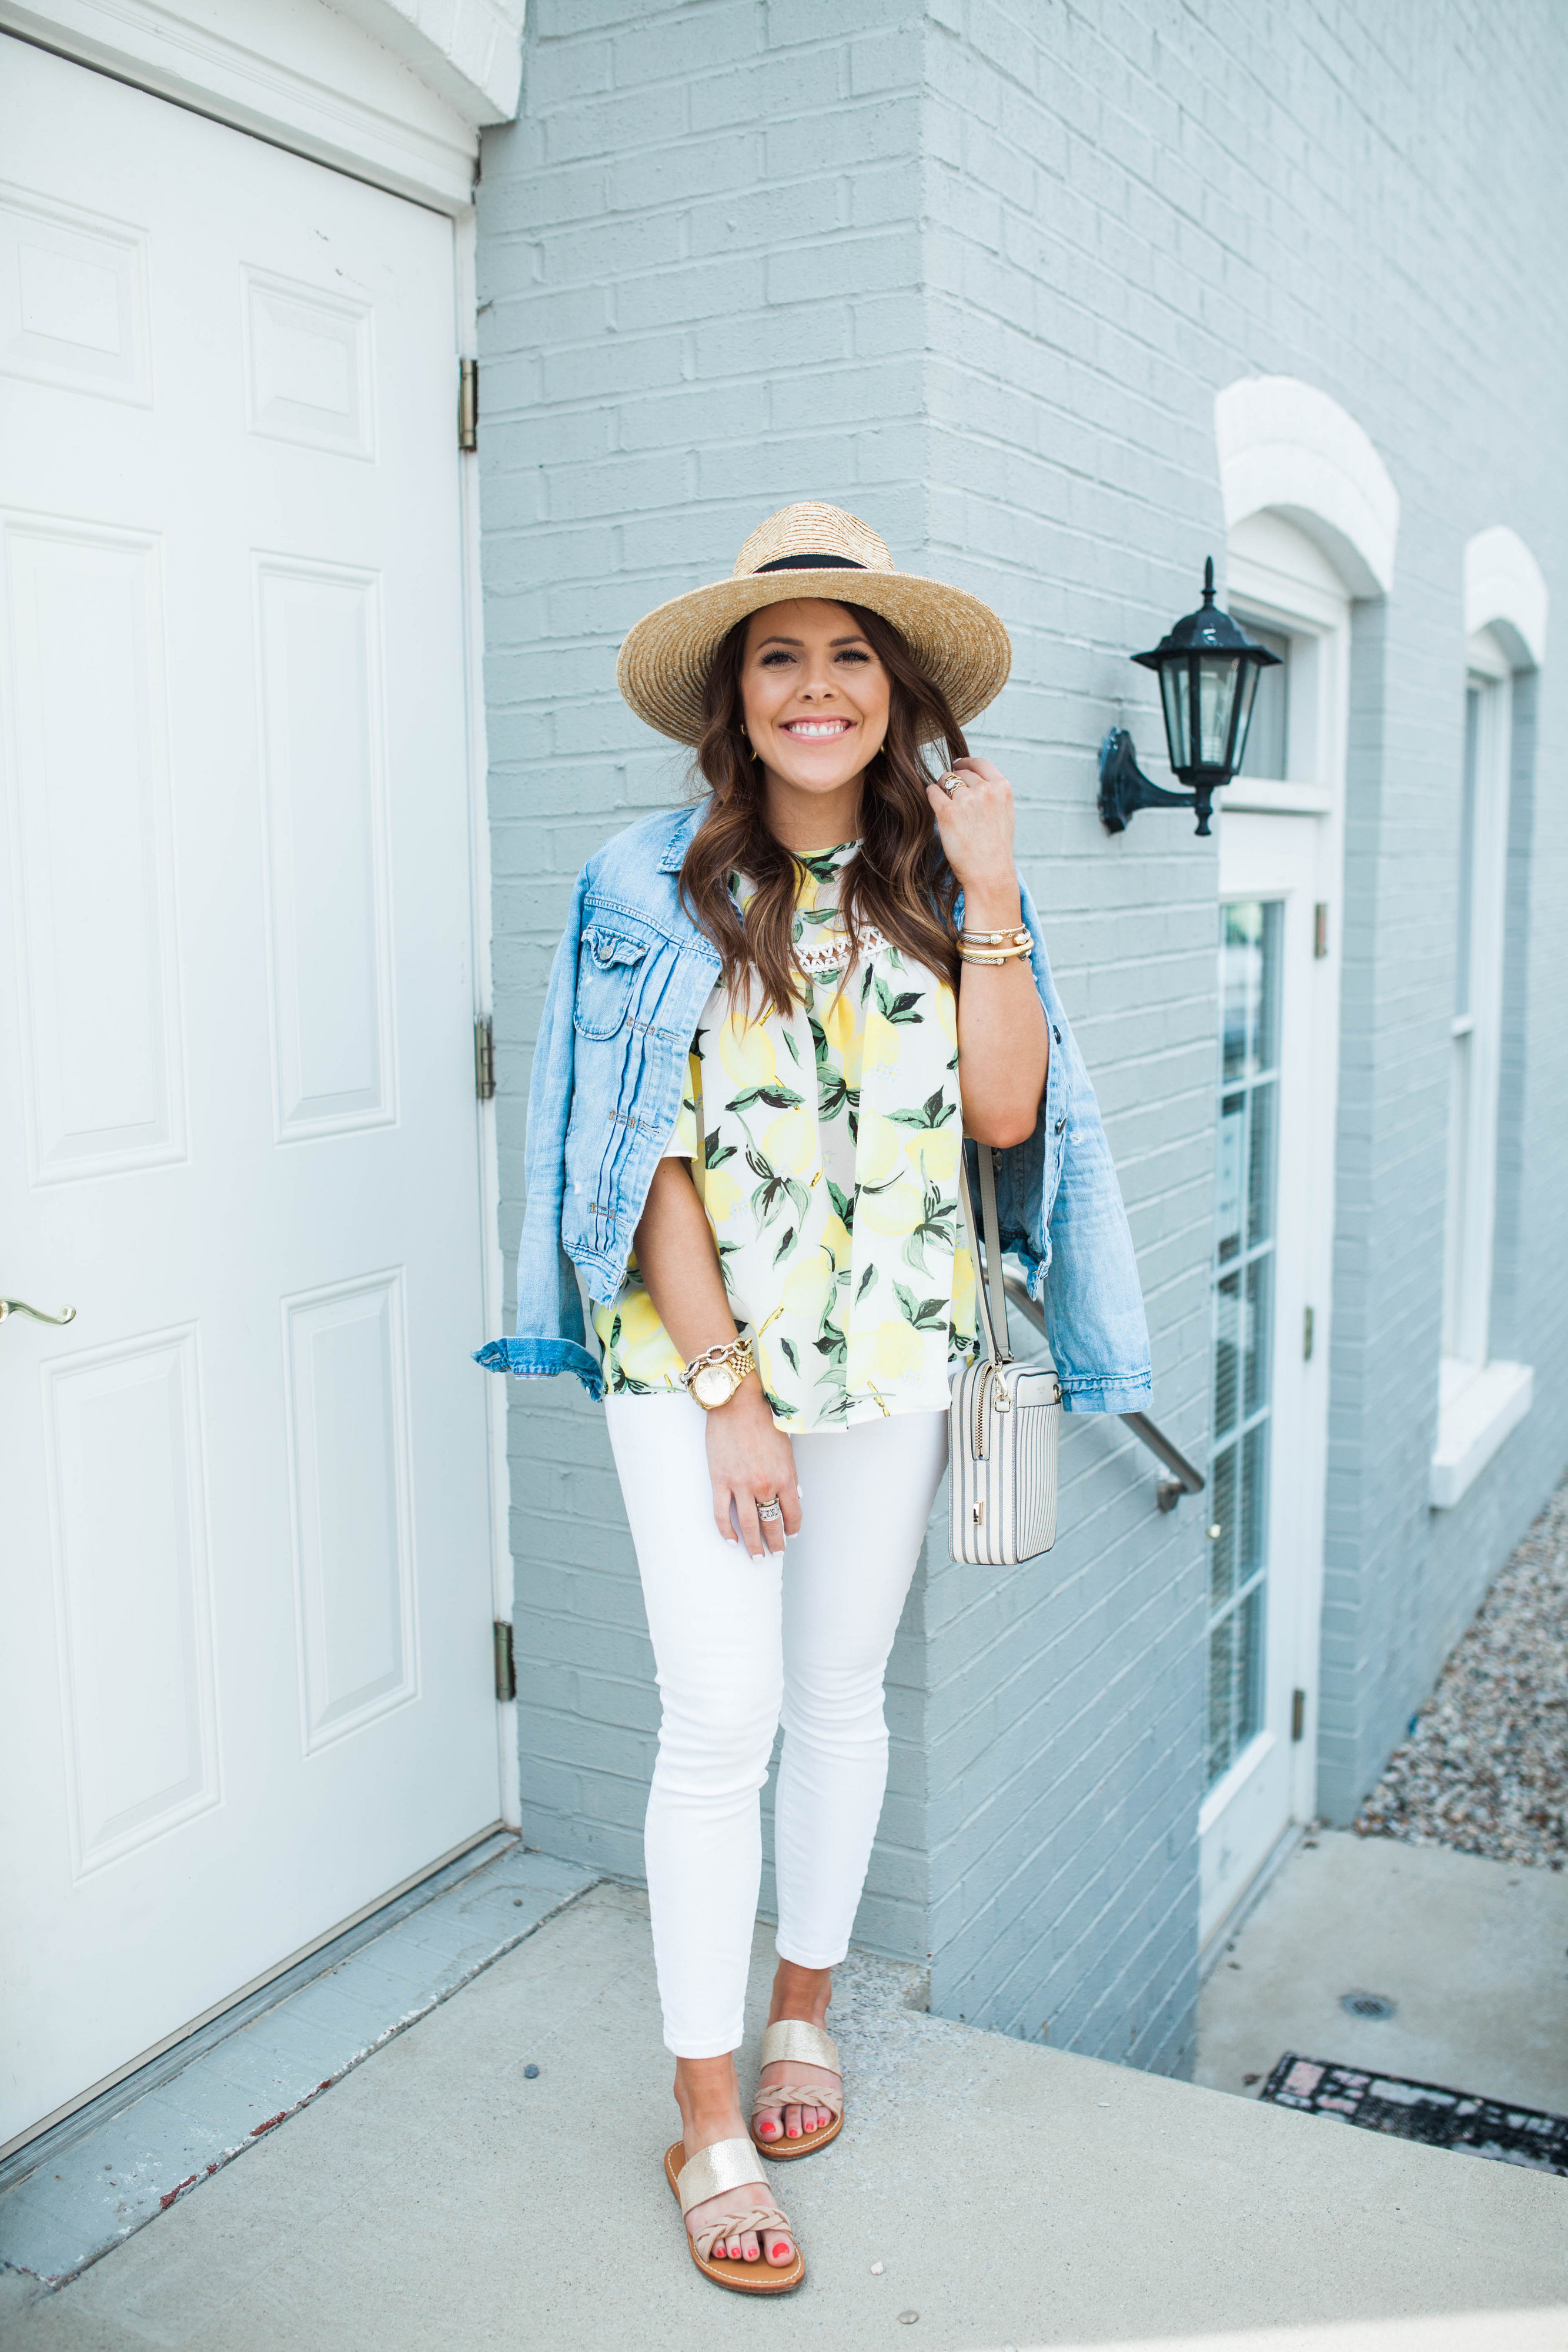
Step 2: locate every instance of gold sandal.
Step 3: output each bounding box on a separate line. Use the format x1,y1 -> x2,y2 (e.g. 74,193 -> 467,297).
663,2137 -> 805,2294
749,2020 -> 844,2160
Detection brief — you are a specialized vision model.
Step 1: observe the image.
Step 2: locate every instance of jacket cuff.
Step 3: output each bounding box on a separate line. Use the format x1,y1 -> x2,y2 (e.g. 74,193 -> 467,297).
473,1338 -> 606,1399
1059,1371 -> 1152,1415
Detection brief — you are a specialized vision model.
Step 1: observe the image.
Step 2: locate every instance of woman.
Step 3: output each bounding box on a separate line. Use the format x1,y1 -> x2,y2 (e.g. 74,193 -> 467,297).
479,503 -> 1151,2294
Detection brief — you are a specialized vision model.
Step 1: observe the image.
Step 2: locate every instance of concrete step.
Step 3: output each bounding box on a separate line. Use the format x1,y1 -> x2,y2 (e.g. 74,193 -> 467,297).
2,1872 -> 1562,2350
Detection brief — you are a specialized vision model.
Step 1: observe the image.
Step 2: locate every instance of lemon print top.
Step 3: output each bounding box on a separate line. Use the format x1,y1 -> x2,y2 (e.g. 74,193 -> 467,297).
593,843 -> 976,1430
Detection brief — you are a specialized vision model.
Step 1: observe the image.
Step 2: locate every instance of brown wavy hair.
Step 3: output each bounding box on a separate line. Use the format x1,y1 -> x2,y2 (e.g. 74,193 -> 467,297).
678,603 -> 968,1019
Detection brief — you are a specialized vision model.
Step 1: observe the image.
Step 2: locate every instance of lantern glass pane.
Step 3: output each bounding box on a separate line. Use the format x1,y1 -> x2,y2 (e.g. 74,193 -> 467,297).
1228,659 -> 1264,775
1196,654 -> 1241,767
1238,628 -> 1290,777
1159,659 -> 1191,772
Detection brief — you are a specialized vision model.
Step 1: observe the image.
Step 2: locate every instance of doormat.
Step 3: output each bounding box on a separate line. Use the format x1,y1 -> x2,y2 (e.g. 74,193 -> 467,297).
1260,2053 -> 1568,2174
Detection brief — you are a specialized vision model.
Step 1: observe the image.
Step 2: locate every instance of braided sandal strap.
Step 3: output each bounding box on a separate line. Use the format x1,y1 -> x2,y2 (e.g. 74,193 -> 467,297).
750,2079 -> 845,2121
758,2019 -> 841,2075
691,2205 -> 794,2264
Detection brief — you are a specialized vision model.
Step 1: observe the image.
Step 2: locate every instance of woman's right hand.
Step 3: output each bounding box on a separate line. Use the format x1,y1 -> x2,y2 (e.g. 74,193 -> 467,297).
706,1375 -> 803,1558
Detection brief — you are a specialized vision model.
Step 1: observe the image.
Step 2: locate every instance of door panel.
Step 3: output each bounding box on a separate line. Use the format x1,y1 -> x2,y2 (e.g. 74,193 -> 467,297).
0,36 -> 498,2147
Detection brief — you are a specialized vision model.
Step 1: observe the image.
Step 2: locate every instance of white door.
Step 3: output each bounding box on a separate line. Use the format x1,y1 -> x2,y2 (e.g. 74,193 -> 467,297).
0,36 -> 500,2149
1198,515 -> 1349,1945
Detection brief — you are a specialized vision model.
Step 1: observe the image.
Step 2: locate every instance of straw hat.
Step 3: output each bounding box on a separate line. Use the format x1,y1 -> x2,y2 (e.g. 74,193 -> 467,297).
616,501 -> 1012,745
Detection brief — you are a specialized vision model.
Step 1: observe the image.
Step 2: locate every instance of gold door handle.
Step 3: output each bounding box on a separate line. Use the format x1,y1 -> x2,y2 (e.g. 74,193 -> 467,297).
0,1298 -> 76,1327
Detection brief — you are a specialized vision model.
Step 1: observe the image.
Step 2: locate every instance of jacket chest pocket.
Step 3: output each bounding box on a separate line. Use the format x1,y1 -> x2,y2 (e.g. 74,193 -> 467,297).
575,923 -> 649,1040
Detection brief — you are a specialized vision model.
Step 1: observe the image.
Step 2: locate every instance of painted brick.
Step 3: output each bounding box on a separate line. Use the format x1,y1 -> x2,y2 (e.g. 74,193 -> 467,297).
476,0 -> 1568,2092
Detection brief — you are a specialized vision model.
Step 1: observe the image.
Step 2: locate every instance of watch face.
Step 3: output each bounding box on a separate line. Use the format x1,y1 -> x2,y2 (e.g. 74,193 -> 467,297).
691,1362 -> 736,1409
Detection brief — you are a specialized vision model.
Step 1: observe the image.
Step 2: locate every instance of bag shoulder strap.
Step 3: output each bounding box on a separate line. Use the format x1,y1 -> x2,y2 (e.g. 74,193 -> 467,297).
958,1142 -> 1011,1367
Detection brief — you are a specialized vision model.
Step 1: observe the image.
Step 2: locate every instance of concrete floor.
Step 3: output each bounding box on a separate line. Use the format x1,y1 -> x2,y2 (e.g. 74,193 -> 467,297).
2,1876 -> 1563,2352
1197,1830 -> 1568,2115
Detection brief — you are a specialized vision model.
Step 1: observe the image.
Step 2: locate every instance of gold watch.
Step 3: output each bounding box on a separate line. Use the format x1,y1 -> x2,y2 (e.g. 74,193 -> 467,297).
681,1336 -> 754,1411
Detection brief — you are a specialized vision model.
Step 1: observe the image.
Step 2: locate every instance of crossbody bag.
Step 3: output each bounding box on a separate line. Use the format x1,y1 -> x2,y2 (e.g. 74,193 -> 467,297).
948,1143 -> 1062,1565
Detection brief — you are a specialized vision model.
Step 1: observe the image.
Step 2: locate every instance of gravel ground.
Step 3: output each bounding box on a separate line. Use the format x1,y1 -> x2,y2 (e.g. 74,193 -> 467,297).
1355,1469 -> 1568,1870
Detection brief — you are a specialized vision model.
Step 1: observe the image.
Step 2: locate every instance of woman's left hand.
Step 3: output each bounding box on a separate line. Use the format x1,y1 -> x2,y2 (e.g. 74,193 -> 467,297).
924,757 -> 1018,905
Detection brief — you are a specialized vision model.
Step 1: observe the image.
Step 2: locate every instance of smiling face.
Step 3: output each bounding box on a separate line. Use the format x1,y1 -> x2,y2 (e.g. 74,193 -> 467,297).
738,599 -> 891,812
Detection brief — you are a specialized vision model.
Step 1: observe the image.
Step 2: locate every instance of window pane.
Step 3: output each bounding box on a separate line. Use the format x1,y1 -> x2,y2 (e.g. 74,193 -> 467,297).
1213,1273 -> 1241,1440
1222,902 -> 1260,1080
1241,1420 -> 1268,1578
1209,1444 -> 1238,1614
1255,899 -> 1282,1070
1206,898 -> 1282,1786
1244,1254 -> 1272,1420
1216,1092 -> 1245,1261
1238,626 -> 1290,779
1247,1078 -> 1276,1248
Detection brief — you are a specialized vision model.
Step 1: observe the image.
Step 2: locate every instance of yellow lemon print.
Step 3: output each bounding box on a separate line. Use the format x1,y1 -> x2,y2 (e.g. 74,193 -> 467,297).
862,1007 -> 902,1078
617,1294 -> 684,1384
857,1174 -> 925,1237
857,1109 -> 907,1186
821,1212 -> 852,1271
781,1248 -> 834,1321
951,1241 -> 976,1340
821,982 -> 857,1052
719,1013 -> 777,1088
841,1025 -> 865,1091
614,1287 -> 667,1350
700,1165 -> 743,1227
934,983 -> 957,1047
906,1124 -> 959,1181
876,1318 -> 928,1379
848,1321 -> 927,1385
763,1103 -> 815,1176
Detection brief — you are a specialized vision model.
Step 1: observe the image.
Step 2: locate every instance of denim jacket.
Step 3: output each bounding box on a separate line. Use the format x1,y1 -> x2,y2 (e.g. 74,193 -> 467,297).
477,802 -> 1152,1414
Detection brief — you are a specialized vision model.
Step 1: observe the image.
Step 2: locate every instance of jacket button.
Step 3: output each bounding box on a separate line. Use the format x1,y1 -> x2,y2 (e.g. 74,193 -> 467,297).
1055,1117 -> 1066,1134
1052,1025 -> 1061,1043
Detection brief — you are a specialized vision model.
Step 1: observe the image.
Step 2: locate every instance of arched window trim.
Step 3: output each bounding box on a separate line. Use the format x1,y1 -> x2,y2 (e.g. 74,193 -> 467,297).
1463,526 -> 1548,673
1214,377 -> 1400,600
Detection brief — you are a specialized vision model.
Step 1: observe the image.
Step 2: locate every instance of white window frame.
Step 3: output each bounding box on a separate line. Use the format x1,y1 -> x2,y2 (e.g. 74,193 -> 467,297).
1222,510 -> 1350,818
1430,627 -> 1532,1506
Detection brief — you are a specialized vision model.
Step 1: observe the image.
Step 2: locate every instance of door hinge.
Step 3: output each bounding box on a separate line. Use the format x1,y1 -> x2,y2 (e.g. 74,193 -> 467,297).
1303,1304 -> 1315,1361
474,1013 -> 495,1101
1290,1687 -> 1307,1743
458,356 -> 478,453
1313,901 -> 1329,959
494,1619 -> 516,1703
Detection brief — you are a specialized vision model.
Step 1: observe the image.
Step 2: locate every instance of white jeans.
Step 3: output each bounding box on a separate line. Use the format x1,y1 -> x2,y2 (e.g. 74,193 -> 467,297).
606,1393 -> 949,2057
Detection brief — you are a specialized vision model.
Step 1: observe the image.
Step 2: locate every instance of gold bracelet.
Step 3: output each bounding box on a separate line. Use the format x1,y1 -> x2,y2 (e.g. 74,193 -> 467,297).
959,925 -> 1031,948
958,940 -> 1033,965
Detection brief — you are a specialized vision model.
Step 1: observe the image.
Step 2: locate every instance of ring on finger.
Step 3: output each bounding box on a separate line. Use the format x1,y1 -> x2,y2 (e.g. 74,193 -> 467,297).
936,769 -> 964,797
757,1497 -> 783,1522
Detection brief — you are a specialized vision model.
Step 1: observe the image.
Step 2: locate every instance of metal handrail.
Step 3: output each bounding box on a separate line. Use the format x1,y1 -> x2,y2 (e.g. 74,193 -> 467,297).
1000,1272 -> 1205,1515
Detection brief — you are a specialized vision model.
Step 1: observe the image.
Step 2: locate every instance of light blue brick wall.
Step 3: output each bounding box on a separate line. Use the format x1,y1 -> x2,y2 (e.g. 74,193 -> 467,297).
476,0 -> 1568,2073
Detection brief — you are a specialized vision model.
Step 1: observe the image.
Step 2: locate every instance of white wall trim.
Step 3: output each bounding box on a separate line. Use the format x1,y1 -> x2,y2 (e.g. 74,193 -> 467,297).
1465,525 -> 1549,672
1430,1358 -> 1533,1509
0,0 -> 524,211
1215,376 -> 1400,599
329,0 -> 523,125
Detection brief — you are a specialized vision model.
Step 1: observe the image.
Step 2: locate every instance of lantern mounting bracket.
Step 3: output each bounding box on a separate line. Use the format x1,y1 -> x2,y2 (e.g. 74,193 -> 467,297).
1097,728 -> 1216,836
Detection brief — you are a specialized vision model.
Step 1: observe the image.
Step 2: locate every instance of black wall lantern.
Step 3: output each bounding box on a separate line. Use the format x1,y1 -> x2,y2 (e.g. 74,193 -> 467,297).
1098,559 -> 1281,837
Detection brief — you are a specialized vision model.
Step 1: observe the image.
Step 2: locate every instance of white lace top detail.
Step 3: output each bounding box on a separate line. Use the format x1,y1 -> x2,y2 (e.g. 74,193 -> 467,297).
793,921 -> 890,975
